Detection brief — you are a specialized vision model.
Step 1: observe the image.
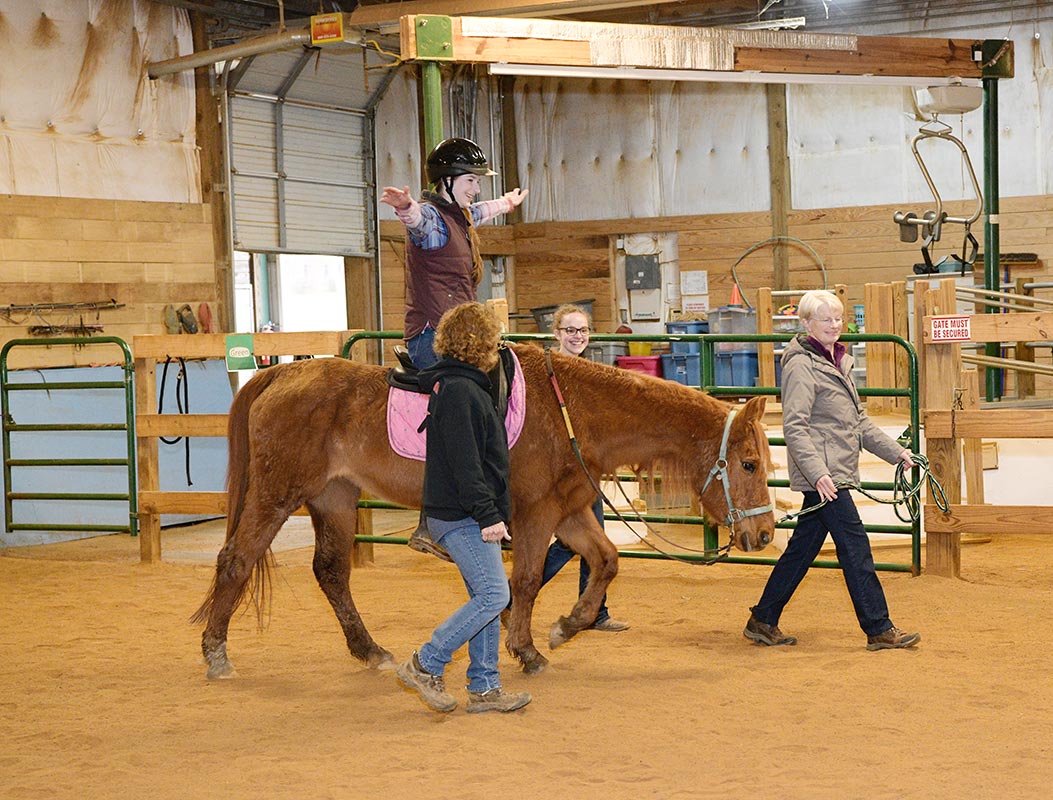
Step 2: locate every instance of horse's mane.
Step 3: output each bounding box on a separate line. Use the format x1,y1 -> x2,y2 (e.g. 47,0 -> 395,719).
519,345 -> 737,505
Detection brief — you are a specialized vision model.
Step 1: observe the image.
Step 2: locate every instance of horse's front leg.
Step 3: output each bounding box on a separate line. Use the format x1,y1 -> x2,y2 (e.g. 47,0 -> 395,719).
505,521 -> 551,675
548,511 -> 618,650
307,482 -> 395,670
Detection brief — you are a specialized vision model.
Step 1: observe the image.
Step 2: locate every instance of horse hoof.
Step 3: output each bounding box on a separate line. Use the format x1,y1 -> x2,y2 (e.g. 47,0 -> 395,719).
206,661 -> 237,680
368,650 -> 397,671
549,617 -> 571,650
203,642 -> 236,680
522,653 -> 548,675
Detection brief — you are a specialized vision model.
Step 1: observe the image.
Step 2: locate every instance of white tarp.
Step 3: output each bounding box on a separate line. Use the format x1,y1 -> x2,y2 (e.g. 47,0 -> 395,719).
0,0 -> 198,202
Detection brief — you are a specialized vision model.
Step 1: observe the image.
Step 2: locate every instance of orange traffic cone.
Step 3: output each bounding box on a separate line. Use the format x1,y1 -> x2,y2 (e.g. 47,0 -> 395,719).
729,283 -> 744,306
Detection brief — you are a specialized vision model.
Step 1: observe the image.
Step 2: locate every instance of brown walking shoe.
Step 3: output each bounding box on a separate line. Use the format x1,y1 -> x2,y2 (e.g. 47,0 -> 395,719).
743,614 -> 797,646
466,687 -> 532,714
867,626 -> 920,651
396,652 -> 457,712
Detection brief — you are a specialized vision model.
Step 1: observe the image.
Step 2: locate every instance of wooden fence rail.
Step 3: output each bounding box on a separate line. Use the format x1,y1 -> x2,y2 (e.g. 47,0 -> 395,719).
134,331 -> 364,563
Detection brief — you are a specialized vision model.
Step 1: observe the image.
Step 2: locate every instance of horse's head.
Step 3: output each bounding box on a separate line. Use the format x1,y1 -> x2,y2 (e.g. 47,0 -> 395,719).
698,395 -> 775,553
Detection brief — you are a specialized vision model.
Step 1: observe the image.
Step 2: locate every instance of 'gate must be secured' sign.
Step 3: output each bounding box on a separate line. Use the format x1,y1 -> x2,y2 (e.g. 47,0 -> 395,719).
929,315 -> 972,342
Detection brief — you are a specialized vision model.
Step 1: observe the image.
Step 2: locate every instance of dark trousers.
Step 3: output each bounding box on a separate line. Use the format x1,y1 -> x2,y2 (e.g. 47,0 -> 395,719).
751,491 -> 892,637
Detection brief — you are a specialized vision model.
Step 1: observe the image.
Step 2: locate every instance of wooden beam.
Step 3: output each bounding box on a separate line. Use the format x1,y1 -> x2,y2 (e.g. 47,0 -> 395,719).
136,414 -> 229,438
734,35 -> 989,78
925,504 -> 1053,535
397,15 -> 1003,80
139,491 -> 312,516
132,331 -> 357,359
922,311 -> 1053,344
924,408 -> 1053,439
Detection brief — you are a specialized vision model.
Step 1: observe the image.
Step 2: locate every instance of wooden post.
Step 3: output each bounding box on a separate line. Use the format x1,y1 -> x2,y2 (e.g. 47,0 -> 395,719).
889,281 -> 910,411
190,11 -> 232,334
486,298 -> 510,331
135,357 -> 161,563
756,286 -> 776,388
864,282 -> 894,415
766,84 -> 790,291
922,279 -> 963,577
353,492 -> 375,568
1014,277 -> 1035,397
960,368 -> 985,506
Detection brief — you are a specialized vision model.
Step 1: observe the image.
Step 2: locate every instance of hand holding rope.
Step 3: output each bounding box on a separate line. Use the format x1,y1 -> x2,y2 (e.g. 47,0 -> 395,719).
777,453 -> 949,525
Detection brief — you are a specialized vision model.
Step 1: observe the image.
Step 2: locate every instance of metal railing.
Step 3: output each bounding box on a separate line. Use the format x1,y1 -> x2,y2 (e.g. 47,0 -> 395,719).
1,338 -> 138,537
341,330 -> 922,574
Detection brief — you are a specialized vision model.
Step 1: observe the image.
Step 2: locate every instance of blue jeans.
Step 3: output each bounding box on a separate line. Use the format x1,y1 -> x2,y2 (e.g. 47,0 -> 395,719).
407,325 -> 437,369
509,497 -> 612,624
750,491 -> 892,637
419,517 -> 510,694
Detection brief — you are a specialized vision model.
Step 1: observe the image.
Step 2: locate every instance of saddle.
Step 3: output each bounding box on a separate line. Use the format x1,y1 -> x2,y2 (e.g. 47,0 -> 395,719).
385,344 -> 516,418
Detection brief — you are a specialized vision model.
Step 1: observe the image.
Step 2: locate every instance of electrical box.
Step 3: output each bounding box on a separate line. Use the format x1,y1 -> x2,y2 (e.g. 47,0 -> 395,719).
625,254 -> 660,291
629,288 -> 662,320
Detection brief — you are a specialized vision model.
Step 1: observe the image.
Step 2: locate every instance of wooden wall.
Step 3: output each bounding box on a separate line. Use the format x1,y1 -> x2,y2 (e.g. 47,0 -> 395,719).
0,196 -> 217,370
378,194 -> 1053,356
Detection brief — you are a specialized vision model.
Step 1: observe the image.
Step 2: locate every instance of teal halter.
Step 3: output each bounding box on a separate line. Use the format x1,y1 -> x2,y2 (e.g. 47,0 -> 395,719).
700,408 -> 773,530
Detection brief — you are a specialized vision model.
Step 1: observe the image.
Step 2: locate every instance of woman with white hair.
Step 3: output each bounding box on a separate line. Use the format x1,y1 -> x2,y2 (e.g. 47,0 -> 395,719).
744,289 -> 920,651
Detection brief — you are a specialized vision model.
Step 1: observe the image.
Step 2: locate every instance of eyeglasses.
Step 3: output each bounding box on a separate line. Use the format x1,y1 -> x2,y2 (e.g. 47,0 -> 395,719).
557,326 -> 590,336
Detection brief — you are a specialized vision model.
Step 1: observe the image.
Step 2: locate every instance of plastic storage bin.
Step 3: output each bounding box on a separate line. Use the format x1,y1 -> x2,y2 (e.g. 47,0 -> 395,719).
664,320 -> 708,354
584,341 -> 628,366
709,305 -> 757,351
715,351 -> 759,387
615,355 -> 662,377
661,353 -> 701,386
530,298 -> 595,333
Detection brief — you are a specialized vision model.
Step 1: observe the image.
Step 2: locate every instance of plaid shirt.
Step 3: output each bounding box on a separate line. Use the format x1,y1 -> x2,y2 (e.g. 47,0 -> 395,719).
394,197 -> 514,249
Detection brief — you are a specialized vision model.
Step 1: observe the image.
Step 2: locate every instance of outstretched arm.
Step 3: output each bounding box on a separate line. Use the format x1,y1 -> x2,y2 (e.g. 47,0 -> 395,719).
380,185 -> 413,210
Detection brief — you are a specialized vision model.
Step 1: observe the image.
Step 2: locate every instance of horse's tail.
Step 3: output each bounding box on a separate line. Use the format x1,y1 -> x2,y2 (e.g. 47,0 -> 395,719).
190,366 -> 286,627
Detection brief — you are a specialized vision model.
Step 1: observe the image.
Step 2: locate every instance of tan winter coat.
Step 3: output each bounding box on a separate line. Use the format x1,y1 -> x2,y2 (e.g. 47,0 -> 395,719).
780,335 -> 905,492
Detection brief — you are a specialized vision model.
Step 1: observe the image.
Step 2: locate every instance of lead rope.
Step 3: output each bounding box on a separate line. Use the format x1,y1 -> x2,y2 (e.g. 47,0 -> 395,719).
777,453 -> 949,525
544,350 -> 733,566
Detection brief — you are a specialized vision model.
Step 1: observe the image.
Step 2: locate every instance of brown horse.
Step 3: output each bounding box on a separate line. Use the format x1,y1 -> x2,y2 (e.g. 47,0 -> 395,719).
192,344 -> 774,679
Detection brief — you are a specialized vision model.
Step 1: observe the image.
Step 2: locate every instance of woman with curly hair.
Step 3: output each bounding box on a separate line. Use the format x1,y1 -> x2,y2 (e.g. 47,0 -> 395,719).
396,302 -> 531,714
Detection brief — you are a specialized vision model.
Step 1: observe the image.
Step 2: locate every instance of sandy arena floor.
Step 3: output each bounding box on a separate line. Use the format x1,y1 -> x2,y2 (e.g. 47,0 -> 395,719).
1,514 -> 1051,800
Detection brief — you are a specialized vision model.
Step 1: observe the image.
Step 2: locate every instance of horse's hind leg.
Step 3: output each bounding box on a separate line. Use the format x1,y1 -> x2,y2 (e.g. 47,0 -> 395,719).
307,480 -> 396,671
200,499 -> 292,680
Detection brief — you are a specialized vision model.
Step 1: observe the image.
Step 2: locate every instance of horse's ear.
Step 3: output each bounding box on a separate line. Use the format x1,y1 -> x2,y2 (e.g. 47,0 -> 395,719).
741,395 -> 767,422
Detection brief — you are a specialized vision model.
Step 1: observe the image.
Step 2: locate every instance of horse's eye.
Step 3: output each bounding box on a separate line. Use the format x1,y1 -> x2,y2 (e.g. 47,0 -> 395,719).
742,461 -> 756,474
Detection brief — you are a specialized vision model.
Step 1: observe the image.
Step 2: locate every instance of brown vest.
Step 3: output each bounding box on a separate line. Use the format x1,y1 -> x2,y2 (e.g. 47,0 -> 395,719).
404,195 -> 476,339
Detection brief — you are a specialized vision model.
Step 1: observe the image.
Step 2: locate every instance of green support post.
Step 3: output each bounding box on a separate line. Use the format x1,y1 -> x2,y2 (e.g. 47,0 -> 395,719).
979,38 -> 1013,401
414,15 -> 452,154
421,61 -> 443,154
982,75 -> 1001,401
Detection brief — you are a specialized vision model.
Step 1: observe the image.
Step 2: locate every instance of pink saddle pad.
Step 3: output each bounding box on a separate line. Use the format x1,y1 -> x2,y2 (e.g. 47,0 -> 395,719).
387,349 -> 526,461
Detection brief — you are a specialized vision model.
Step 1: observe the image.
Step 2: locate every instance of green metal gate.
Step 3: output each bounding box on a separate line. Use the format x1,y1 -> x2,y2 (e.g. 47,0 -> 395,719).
1,338 -> 138,538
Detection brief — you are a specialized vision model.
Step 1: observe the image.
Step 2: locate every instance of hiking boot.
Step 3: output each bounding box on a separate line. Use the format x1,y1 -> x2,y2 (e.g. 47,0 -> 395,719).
466,687 -> 532,714
743,614 -> 797,646
396,652 -> 457,712
592,617 -> 630,632
867,626 -> 920,651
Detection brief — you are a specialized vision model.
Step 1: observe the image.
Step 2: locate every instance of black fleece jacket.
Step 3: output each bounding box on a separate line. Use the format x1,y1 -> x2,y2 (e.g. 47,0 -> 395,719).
418,358 -> 511,528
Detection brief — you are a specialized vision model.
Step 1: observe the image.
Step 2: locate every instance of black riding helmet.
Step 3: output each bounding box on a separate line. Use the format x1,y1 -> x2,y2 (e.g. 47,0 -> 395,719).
426,137 -> 498,184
